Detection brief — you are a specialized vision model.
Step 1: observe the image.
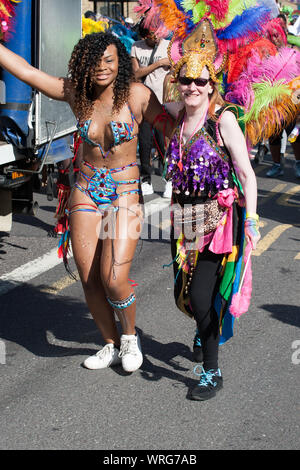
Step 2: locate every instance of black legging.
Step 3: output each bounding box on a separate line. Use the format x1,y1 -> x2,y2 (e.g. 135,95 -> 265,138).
138,120 -> 165,182
189,247 -> 223,371
269,120 -> 297,145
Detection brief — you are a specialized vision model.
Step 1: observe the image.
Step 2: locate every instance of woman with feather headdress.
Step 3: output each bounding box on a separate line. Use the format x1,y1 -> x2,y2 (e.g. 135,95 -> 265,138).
138,0 -> 300,401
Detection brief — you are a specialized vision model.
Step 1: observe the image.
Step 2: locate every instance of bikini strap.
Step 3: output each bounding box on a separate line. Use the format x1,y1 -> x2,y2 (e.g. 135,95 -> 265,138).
111,162 -> 138,173
127,103 -> 137,128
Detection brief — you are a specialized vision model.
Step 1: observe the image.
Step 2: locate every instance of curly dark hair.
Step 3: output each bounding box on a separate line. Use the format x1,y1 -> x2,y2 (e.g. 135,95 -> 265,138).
68,32 -> 134,121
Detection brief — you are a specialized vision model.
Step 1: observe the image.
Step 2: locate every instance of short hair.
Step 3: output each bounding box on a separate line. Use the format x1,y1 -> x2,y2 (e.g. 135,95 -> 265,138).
84,10 -> 96,20
277,13 -> 287,24
139,21 -> 150,39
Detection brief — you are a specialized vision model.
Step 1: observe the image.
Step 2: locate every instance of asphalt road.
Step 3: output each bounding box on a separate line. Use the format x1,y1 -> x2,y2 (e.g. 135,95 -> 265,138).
0,150 -> 299,451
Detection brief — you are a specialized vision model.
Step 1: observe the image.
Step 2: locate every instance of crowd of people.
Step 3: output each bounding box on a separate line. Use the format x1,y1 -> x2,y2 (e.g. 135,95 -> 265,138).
0,0 -> 299,402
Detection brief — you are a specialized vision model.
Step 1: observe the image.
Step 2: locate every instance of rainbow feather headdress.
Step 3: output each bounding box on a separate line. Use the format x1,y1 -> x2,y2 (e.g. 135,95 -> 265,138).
0,0 -> 20,41
135,0 -> 272,79
136,0 -> 300,146
169,18 -> 224,81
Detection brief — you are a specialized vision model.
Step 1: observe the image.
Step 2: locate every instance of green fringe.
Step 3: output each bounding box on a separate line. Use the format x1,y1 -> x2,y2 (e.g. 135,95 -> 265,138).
214,0 -> 257,29
193,2 -> 208,23
241,80 -> 292,123
287,35 -> 300,49
224,102 -> 246,135
181,0 -> 196,13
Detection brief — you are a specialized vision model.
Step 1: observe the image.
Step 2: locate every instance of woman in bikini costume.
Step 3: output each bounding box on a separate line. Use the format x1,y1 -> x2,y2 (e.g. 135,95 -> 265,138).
0,32 -> 173,372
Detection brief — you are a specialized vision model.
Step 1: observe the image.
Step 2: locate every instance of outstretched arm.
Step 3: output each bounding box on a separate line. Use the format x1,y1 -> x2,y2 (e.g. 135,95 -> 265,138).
131,56 -> 170,81
139,84 -> 174,138
0,43 -> 73,102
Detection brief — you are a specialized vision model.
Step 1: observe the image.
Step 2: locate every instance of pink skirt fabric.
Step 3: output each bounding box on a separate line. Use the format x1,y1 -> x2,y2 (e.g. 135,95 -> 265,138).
198,188 -> 240,254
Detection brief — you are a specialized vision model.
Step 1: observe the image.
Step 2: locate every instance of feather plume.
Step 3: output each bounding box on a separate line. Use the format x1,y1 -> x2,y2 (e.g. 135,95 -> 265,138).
226,38 -> 277,83
134,0 -> 152,14
288,34 -> 300,49
205,0 -> 229,22
0,0 -> 19,41
230,242 -> 252,318
82,17 -> 107,37
262,47 -> 300,83
181,0 -> 196,11
217,5 -> 272,53
134,0 -> 170,37
153,0 -> 193,38
226,47 -> 300,110
245,80 -> 291,121
213,0 -> 257,28
191,1 -> 208,24
263,17 -> 287,47
181,0 -> 229,24
227,48 -> 300,143
225,77 -> 254,111
244,81 -> 299,145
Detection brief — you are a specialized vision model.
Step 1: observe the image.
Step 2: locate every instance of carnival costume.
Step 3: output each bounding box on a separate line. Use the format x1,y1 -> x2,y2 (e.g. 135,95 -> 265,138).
137,0 -> 300,347
72,104 -> 140,213
58,104 -> 142,301
0,0 -> 19,41
167,105 -> 244,344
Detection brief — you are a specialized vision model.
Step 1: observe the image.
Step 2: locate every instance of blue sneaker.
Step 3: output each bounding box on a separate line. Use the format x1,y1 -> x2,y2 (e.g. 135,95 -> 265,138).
192,329 -> 203,363
295,161 -> 300,179
266,163 -> 284,178
190,366 -> 223,401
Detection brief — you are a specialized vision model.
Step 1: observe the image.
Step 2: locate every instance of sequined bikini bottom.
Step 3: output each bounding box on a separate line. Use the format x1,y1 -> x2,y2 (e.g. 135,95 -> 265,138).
69,160 -> 140,215
59,160 -> 142,280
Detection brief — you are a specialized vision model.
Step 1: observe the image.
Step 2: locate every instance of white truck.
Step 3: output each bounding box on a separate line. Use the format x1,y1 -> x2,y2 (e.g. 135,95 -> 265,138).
0,0 -> 81,231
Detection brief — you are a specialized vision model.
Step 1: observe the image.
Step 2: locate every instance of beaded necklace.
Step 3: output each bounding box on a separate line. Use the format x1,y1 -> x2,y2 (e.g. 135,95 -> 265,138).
178,103 -> 209,172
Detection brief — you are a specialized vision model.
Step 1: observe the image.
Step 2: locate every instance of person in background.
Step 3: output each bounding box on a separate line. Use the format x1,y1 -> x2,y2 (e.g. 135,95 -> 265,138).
264,16 -> 300,178
131,20 -> 172,198
84,10 -> 96,21
125,17 -> 134,28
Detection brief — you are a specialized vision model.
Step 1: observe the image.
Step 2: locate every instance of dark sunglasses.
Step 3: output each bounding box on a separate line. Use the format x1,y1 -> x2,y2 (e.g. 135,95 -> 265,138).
178,76 -> 209,87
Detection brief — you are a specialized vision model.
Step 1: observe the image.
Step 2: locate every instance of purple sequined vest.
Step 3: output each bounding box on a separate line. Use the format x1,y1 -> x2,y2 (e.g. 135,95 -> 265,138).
166,111 -> 233,197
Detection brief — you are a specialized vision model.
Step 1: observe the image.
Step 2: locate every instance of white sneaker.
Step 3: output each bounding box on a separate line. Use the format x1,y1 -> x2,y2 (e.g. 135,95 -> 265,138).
83,343 -> 121,370
163,180 -> 172,198
141,181 -> 154,196
119,334 -> 143,372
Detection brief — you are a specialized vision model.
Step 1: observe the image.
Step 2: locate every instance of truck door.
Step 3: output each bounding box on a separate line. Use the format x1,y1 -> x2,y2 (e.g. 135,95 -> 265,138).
35,0 -> 82,162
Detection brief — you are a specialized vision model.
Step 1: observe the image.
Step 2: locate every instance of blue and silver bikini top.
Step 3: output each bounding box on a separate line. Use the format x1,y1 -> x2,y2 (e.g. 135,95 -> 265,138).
76,104 -> 137,159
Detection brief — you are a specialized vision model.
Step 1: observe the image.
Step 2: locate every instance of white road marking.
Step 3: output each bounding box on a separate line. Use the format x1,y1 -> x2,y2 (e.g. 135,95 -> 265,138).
0,248 -> 67,295
0,198 -> 171,296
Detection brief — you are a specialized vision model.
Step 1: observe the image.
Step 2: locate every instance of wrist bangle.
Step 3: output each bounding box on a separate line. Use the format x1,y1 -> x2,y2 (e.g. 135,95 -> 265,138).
246,212 -> 259,221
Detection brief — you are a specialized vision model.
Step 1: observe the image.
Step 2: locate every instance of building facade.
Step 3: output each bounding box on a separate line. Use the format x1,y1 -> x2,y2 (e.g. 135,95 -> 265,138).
81,1 -> 300,22
82,0 -> 139,21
